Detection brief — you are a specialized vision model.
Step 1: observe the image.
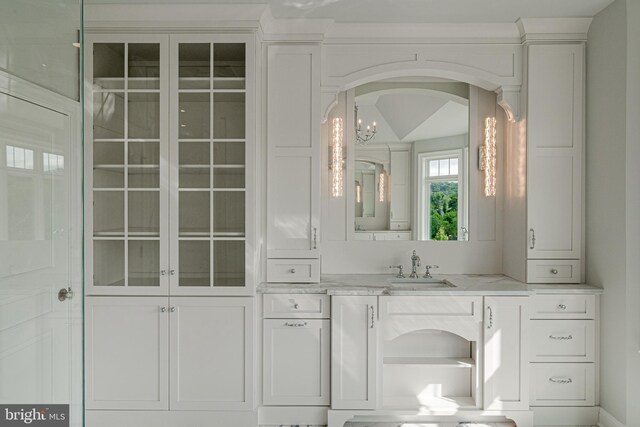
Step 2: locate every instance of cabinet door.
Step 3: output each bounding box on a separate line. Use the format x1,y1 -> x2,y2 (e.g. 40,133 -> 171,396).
169,297 -> 254,410
85,296 -> 169,410
86,35 -> 170,296
266,44 -> 321,259
169,34 -> 256,296
263,319 -> 330,405
527,44 -> 583,260
483,296 -> 529,410
331,296 -> 378,409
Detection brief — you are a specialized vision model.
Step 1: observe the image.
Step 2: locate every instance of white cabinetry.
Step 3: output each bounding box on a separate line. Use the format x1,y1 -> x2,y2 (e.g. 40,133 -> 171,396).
331,296 -> 378,409
85,296 -> 253,410
483,296 -> 529,410
529,294 -> 597,408
525,43 -> 584,282
85,33 -> 256,296
263,294 -> 330,406
266,44 -> 321,280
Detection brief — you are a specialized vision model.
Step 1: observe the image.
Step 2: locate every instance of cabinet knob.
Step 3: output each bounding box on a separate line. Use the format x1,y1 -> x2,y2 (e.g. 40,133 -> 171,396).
161,270 -> 167,276
169,270 -> 176,276
160,307 -> 167,313
170,307 -> 176,312
293,303 -> 299,309
557,304 -> 567,310
550,268 -> 558,275
289,268 -> 296,274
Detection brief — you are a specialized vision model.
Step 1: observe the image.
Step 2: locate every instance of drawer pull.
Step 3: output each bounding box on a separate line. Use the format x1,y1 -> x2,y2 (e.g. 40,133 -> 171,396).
549,377 -> 573,384
486,306 -> 493,329
289,268 -> 296,274
370,305 -> 375,329
557,304 -> 567,310
284,322 -> 307,327
293,303 -> 300,309
550,268 -> 559,274
549,334 -> 573,340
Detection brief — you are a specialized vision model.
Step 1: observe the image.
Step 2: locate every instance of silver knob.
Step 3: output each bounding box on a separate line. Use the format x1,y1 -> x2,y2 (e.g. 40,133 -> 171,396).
170,307 -> 176,312
289,268 -> 296,274
293,303 -> 300,309
558,304 -> 567,310
160,307 -> 167,312
169,270 -> 176,276
161,270 -> 167,276
58,287 -> 74,302
550,268 -> 558,275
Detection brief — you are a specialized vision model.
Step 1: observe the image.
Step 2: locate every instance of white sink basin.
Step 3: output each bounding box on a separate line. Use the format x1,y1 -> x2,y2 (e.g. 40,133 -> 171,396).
386,277 -> 455,289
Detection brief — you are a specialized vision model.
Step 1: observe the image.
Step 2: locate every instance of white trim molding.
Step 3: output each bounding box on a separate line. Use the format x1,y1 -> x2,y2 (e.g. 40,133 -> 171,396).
599,407 -> 626,427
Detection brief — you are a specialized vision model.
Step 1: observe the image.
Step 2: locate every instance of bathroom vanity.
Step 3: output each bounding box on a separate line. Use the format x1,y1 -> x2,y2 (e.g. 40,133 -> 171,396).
259,276 -> 601,427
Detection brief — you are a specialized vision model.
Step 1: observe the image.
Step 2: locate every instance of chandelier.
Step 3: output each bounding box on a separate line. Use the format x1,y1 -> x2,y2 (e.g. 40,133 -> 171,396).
354,103 -> 377,145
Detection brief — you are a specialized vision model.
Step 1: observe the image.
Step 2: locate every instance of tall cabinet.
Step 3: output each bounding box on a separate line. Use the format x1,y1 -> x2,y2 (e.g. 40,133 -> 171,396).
524,43 -> 584,283
84,33 -> 256,420
266,44 -> 321,283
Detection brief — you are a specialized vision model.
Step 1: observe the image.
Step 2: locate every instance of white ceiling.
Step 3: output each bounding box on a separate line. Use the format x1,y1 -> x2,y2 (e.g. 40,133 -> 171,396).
356,91 -> 468,144
84,0 -> 614,23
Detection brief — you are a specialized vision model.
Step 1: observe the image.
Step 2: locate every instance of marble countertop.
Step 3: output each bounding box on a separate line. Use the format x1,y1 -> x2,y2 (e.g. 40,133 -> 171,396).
258,274 -> 603,296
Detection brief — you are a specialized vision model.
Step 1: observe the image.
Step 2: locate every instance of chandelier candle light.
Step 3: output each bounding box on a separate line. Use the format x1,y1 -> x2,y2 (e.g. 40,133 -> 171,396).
355,103 -> 377,145
480,116 -> 497,197
331,117 -> 344,197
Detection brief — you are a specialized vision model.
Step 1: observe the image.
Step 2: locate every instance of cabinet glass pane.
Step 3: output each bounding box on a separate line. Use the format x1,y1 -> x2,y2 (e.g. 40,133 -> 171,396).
179,93 -> 210,139
213,43 -> 245,78
128,191 -> 160,236
213,168 -> 244,188
179,43 -> 210,89
213,191 -> 244,235
128,93 -> 160,139
94,191 -> 124,236
213,93 -> 245,139
180,167 -> 210,188
128,167 -> 160,188
128,43 -> 160,89
129,141 -> 159,165
94,141 -> 124,165
213,240 -> 244,287
94,240 -> 124,286
93,43 -> 124,89
94,167 -> 125,188
128,240 -> 160,287
179,141 -> 209,165
213,141 -> 244,165
93,92 -> 124,139
179,240 -> 210,286
179,192 -> 210,236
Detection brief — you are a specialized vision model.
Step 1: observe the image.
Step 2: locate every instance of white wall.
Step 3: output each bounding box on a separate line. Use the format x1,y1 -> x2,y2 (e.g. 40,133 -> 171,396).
586,0 -> 634,424
624,1 -> 640,426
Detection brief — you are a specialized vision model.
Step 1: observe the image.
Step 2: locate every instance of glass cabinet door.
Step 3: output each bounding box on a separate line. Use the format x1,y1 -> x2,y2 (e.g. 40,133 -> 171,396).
89,38 -> 168,295
171,39 -> 249,294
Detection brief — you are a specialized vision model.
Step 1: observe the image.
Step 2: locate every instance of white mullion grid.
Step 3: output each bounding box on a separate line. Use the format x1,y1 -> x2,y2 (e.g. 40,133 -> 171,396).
124,42 -> 130,288
209,42 -> 215,289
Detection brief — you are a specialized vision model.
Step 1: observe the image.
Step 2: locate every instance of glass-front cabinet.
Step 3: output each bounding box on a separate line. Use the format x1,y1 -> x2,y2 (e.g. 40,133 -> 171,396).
86,34 -> 255,296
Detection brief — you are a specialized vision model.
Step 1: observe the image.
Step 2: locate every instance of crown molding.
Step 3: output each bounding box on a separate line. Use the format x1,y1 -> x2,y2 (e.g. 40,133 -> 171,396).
517,17 -> 592,43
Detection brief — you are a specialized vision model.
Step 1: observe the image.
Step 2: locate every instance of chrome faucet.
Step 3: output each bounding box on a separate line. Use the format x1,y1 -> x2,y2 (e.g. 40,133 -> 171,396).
410,250 -> 421,278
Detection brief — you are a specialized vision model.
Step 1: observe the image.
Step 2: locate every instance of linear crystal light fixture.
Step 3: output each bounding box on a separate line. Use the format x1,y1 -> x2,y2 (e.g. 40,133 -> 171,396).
330,117 -> 345,197
480,116 -> 497,197
354,103 -> 377,145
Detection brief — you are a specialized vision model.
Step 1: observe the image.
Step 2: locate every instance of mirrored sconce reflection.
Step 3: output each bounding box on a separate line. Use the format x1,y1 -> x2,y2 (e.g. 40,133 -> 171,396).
480,116 -> 497,197
330,117 -> 344,197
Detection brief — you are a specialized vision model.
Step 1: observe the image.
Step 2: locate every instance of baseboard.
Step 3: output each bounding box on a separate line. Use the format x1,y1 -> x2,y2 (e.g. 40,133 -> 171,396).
532,406 -> 599,426
598,408 -> 625,427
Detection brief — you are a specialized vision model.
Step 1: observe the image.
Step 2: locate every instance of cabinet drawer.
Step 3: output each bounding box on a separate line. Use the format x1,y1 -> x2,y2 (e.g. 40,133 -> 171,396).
531,320 -> 595,362
267,259 -> 320,283
530,363 -> 595,406
384,232 -> 411,240
531,295 -> 595,319
527,260 -> 581,283
381,296 -> 482,319
263,294 -> 330,319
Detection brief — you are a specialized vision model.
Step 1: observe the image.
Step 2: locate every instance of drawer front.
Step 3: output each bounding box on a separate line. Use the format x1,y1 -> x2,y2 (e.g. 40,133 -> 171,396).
384,232 -> 411,241
263,294 -> 330,319
531,295 -> 595,319
527,260 -> 581,283
354,233 -> 373,241
381,296 -> 482,319
531,320 -> 595,362
530,363 -> 595,406
267,259 -> 320,283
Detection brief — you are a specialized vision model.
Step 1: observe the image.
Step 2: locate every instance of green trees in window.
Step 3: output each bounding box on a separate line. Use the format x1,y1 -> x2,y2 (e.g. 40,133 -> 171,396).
430,181 -> 458,240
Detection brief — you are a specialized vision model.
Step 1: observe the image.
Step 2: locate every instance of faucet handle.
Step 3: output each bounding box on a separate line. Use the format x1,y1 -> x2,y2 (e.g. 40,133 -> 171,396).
389,265 -> 405,278
423,265 -> 439,278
